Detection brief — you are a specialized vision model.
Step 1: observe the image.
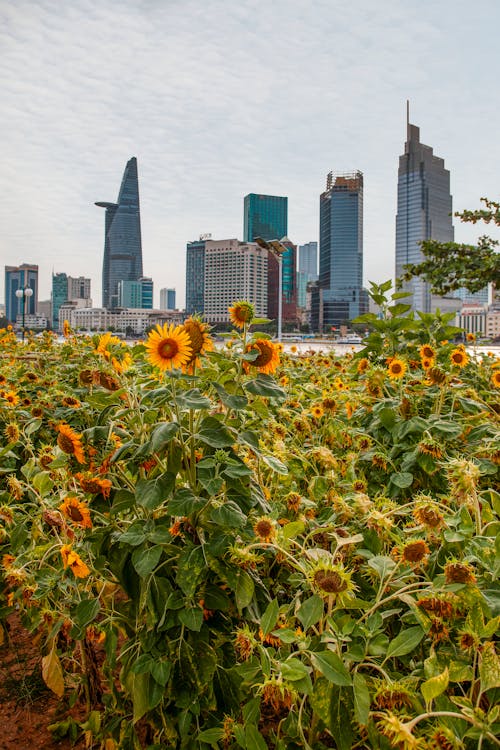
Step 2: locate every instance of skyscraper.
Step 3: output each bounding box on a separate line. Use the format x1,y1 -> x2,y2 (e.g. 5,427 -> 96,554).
52,272 -> 68,330
117,277 -> 153,308
395,119 -> 454,313
185,238 -> 206,315
243,194 -> 288,242
312,171 -> 364,331
160,288 -> 176,310
97,157 -> 143,309
298,242 -> 318,279
5,264 -> 38,323
267,238 -> 297,326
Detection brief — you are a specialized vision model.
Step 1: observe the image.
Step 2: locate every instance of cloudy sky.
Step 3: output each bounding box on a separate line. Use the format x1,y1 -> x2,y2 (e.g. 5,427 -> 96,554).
1,0 -> 499,308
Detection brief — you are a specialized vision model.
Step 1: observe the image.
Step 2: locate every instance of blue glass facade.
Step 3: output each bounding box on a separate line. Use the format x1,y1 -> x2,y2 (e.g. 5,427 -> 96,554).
313,172 -> 364,330
97,157 -> 143,309
243,194 -> 288,243
118,277 -> 153,308
52,272 -> 68,329
185,240 -> 206,315
395,124 -> 454,313
5,264 -> 38,323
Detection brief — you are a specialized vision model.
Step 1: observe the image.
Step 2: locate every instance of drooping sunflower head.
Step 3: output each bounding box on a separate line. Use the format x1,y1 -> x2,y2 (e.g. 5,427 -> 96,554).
356,357 -> 369,374
5,423 -> 20,443
387,357 -> 407,380
397,539 -> 430,567
228,300 -> 254,329
450,347 -> 468,368
56,423 -> 86,464
145,323 -> 193,372
444,560 -> 476,585
244,338 -> 280,375
413,498 -> 445,529
60,544 -> 90,578
182,316 -> 213,371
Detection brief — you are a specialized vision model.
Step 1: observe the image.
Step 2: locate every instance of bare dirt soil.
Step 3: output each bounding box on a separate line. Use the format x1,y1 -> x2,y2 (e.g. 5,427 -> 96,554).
0,615 -> 86,750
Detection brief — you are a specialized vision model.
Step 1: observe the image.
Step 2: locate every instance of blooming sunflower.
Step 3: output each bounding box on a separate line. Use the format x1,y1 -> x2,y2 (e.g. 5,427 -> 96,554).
56,423 -> 86,464
357,357 -> 369,374
3,390 -> 19,407
182,316 -> 213,372
63,319 -> 72,338
419,344 -> 436,361
387,358 -> 407,380
253,516 -> 276,543
60,544 -> 90,578
60,497 -> 92,529
311,404 -> 324,419
145,323 -> 192,372
491,370 -> 500,388
244,338 -> 280,375
228,300 -> 254,329
450,347 -> 468,368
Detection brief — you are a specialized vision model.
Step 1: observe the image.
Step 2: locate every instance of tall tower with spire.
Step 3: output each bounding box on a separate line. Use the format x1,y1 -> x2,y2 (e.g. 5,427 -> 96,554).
97,157 -> 143,309
395,108 -> 454,312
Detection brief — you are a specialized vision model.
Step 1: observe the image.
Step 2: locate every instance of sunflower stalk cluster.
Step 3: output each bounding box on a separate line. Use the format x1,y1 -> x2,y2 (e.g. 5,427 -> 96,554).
0,288 -> 499,749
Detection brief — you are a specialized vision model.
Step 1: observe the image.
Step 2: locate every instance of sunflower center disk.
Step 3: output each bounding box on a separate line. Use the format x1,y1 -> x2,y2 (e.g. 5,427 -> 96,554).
58,434 -> 76,454
253,343 -> 273,368
159,340 -> 179,358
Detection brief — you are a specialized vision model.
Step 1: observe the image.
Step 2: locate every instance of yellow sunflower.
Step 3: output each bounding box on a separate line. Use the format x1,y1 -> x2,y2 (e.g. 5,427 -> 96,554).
419,344 -> 436,361
3,390 -> 19,407
56,423 -> 86,464
387,358 -> 407,380
182,316 -> 213,372
491,370 -> 500,389
60,544 -> 90,578
450,347 -> 468,368
244,338 -> 280,375
60,497 -> 92,529
145,323 -> 192,372
228,300 -> 254,329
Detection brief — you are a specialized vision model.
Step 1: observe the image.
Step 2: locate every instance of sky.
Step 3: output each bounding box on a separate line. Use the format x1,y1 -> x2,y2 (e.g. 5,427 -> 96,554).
1,0 -> 499,309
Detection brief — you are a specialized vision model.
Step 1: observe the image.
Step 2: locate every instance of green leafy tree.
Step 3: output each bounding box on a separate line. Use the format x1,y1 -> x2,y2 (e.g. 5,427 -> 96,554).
402,197 -> 500,295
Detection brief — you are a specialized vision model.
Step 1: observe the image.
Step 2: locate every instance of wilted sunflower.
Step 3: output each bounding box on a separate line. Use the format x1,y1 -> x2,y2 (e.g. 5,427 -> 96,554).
450,347 -> 468,368
182,316 -> 213,371
377,713 -> 420,750
244,338 -> 280,375
62,395 -> 81,408
395,539 -> 430,567
60,497 -> 92,529
387,358 -> 407,380
253,516 -> 276,543
444,560 -> 476,585
413,501 -> 445,530
76,472 -> 112,498
4,423 -> 20,443
60,544 -> 90,578
145,323 -> 193,372
309,562 -> 356,604
56,423 -> 86,464
228,300 -> 254,328
357,357 -> 369,374
418,439 -> 443,459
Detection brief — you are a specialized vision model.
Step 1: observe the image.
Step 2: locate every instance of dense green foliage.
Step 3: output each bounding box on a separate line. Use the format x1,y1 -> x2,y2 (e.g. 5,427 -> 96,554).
0,285 -> 499,749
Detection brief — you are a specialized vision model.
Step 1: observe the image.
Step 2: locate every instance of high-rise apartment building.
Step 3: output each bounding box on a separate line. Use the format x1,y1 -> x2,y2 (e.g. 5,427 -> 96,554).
97,157 -> 143,309
160,288 -> 176,310
185,238 -> 207,315
5,264 -> 38,323
203,239 -> 268,323
68,276 -> 91,301
395,121 -> 454,313
243,194 -> 288,242
312,171 -> 365,331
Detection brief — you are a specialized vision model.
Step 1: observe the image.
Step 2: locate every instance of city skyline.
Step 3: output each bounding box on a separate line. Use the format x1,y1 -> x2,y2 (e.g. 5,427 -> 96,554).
1,1 -> 499,308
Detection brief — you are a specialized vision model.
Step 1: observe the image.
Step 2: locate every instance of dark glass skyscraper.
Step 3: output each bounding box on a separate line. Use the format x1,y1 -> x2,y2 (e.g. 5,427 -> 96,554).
97,157 -> 143,309
243,193 -> 287,242
312,171 -> 364,330
5,264 -> 38,323
395,122 -> 454,313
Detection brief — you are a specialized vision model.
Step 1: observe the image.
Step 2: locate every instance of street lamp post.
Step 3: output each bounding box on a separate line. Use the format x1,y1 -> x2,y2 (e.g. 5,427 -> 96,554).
15,286 -> 33,342
254,237 -> 287,343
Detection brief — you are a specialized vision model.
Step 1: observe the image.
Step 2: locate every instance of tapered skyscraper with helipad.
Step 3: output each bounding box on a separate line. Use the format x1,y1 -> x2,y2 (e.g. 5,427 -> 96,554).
97,157 -> 143,309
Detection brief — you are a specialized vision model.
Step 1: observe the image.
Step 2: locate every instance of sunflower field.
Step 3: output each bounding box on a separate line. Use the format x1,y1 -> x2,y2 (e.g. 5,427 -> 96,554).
0,282 -> 499,750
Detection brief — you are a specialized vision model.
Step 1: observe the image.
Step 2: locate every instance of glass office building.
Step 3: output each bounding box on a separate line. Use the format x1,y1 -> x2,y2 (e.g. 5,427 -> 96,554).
395,123 -> 454,313
185,239 -> 206,315
243,194 -> 287,242
97,157 -> 143,309
52,272 -> 68,329
312,172 -> 364,330
5,264 -> 38,323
